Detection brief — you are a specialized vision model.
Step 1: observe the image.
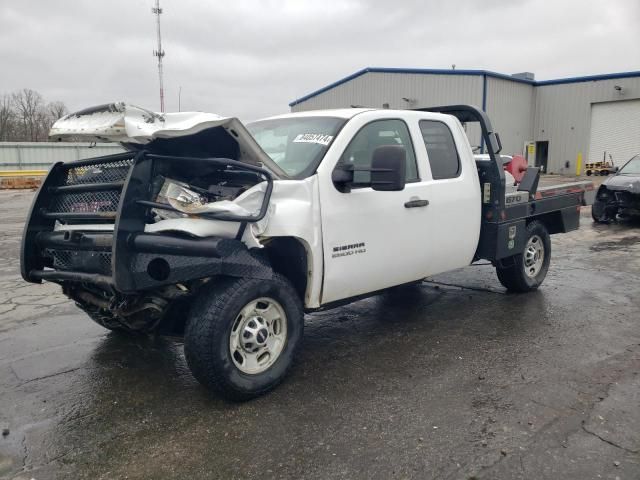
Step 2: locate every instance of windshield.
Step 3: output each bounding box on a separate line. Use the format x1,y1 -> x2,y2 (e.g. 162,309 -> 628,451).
618,155 -> 640,175
246,117 -> 346,178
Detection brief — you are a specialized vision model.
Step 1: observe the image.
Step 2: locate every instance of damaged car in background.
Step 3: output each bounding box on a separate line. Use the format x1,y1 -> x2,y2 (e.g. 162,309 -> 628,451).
592,154 -> 640,223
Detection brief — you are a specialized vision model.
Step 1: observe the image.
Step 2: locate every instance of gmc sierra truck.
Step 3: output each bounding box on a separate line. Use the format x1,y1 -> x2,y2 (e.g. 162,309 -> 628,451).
21,103 -> 594,400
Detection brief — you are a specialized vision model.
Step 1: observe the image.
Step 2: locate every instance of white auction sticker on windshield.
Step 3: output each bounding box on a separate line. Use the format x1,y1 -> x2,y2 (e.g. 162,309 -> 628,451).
293,133 -> 334,146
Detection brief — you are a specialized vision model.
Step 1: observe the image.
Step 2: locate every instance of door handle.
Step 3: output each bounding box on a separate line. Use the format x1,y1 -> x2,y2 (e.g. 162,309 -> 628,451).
404,199 -> 429,208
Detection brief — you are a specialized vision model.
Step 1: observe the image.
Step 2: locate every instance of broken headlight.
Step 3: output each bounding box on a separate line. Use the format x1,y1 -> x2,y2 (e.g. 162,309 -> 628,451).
153,177 -> 267,219
161,179 -> 212,213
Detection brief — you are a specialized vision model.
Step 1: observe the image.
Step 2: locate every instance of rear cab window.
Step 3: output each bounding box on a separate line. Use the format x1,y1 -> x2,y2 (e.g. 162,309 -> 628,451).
419,120 -> 461,180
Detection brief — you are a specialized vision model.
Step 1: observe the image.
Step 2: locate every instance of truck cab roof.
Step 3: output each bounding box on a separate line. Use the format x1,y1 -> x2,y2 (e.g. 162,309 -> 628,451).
260,108 -> 455,121
261,108 -> 373,121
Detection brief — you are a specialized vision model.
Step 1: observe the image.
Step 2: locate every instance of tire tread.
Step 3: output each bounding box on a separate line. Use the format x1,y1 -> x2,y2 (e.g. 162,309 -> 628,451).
496,220 -> 550,293
184,274 -> 302,401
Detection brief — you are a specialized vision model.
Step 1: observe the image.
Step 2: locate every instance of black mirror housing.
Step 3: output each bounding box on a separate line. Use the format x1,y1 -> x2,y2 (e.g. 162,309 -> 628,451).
371,145 -> 406,191
331,145 -> 406,192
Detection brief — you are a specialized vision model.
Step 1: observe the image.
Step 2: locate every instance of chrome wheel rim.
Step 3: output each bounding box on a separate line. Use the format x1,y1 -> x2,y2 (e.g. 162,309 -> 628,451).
229,297 -> 287,375
523,234 -> 545,278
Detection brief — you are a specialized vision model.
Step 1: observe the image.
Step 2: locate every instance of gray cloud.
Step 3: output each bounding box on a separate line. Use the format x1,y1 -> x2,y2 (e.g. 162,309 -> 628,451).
1,0 -> 638,121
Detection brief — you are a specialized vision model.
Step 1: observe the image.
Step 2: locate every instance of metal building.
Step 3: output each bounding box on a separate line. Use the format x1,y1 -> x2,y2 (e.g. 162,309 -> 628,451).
289,68 -> 640,174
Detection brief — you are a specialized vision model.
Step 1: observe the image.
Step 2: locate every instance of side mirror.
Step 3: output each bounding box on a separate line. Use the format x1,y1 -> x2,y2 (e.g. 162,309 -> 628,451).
370,145 -> 406,191
331,145 -> 407,192
331,163 -> 354,192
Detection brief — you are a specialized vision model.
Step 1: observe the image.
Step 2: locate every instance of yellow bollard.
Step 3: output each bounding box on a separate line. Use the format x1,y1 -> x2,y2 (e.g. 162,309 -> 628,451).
575,152 -> 582,176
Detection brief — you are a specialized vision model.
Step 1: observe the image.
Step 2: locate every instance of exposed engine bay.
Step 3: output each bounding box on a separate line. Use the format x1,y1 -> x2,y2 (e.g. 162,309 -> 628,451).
149,163 -> 267,222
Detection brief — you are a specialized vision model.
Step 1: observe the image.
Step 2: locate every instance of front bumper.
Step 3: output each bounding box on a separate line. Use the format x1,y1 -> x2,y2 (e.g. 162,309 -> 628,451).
21,151 -> 273,293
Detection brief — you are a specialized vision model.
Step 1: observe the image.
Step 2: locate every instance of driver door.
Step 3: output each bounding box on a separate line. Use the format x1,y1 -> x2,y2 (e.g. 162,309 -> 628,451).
318,118 -> 431,304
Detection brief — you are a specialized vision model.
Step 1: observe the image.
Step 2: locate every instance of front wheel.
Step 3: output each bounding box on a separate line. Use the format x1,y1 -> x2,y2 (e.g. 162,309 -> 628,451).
496,221 -> 551,293
592,199 -> 615,223
184,274 -> 304,401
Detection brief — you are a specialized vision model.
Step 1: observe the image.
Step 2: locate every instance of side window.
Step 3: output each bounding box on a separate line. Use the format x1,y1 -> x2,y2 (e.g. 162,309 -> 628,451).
419,120 -> 461,180
339,119 -> 418,186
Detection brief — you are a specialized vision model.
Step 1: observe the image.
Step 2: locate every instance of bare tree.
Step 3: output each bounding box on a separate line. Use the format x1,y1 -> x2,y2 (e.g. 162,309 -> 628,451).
0,95 -> 14,141
12,88 -> 44,141
48,101 -> 68,122
0,89 -> 69,141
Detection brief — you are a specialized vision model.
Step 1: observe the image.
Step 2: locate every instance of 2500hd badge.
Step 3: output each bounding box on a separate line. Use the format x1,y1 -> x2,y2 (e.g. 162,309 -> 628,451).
332,242 -> 366,258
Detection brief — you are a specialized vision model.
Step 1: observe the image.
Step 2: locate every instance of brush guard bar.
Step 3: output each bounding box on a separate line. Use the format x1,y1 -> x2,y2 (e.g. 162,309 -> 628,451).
21,151 -> 274,293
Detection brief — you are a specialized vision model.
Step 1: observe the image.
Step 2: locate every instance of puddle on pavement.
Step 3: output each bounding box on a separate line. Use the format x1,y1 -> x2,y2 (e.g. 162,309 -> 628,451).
590,235 -> 640,252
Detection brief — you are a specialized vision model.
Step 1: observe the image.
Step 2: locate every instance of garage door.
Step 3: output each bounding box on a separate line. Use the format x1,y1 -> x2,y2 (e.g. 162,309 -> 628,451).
588,99 -> 640,166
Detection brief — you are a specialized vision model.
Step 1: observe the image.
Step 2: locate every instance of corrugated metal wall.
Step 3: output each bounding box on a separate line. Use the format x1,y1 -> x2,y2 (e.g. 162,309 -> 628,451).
291,71 -> 484,149
485,77 -> 534,157
291,72 -> 483,111
534,77 -> 640,173
0,143 -> 124,171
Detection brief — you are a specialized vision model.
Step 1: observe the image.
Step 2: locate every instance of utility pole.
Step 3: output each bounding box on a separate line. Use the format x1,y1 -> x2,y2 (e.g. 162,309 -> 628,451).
152,0 -> 165,112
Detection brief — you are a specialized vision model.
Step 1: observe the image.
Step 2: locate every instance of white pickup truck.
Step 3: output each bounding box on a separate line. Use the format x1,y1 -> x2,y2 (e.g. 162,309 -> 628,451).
21,103 -> 594,400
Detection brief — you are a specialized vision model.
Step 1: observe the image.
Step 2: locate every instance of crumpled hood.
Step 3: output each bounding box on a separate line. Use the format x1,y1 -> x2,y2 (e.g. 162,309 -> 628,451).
603,174 -> 640,194
49,102 -> 285,178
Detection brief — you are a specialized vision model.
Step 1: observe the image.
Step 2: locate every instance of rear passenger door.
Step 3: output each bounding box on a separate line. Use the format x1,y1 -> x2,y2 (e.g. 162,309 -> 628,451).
410,118 -> 481,275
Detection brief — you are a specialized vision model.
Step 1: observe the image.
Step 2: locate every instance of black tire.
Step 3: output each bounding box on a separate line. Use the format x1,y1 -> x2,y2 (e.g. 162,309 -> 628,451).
591,199 -> 613,223
184,274 -> 304,401
586,170 -> 592,176
496,221 -> 551,293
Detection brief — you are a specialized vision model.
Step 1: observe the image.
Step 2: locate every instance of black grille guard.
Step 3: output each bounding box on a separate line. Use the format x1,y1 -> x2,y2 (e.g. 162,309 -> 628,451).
21,151 -> 274,293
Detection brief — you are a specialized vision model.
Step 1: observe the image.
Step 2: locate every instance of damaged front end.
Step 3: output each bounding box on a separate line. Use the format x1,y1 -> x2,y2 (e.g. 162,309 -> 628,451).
592,176 -> 640,223
21,104 -> 279,333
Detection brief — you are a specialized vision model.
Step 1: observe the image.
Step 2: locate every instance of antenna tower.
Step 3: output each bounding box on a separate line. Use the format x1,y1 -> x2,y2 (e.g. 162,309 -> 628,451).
152,0 -> 165,112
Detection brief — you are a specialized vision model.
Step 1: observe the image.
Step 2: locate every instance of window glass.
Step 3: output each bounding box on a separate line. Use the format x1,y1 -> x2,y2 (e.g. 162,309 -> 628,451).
339,119 -> 418,186
419,120 -> 461,179
247,117 -> 346,178
619,155 -> 640,174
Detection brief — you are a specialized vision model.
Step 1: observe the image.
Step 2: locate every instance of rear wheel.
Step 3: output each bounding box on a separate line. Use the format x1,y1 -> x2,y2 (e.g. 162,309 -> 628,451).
496,221 -> 551,293
184,274 -> 304,401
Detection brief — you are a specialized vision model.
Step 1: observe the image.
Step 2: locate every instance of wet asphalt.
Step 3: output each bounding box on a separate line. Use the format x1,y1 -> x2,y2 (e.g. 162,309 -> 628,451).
0,188 -> 638,480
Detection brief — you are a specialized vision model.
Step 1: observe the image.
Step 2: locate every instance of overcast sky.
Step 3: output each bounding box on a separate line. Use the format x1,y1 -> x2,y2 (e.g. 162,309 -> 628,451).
1,0 -> 638,121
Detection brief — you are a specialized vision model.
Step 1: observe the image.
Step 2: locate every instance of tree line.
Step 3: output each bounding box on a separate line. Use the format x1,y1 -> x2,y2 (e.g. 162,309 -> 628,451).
0,88 -> 69,142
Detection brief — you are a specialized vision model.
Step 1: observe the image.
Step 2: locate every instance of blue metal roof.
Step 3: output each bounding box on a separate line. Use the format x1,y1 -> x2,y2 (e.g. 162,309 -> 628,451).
289,67 -> 640,107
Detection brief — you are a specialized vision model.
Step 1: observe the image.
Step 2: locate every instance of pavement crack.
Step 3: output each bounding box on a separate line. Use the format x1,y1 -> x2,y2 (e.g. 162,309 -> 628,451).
21,433 -> 28,469
581,421 -> 639,454
422,280 -> 505,295
17,366 -> 83,386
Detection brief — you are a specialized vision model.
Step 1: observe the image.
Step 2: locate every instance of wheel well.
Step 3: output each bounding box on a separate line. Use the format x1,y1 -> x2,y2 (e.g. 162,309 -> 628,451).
528,211 -> 573,235
527,212 -> 562,234
263,237 -> 308,301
